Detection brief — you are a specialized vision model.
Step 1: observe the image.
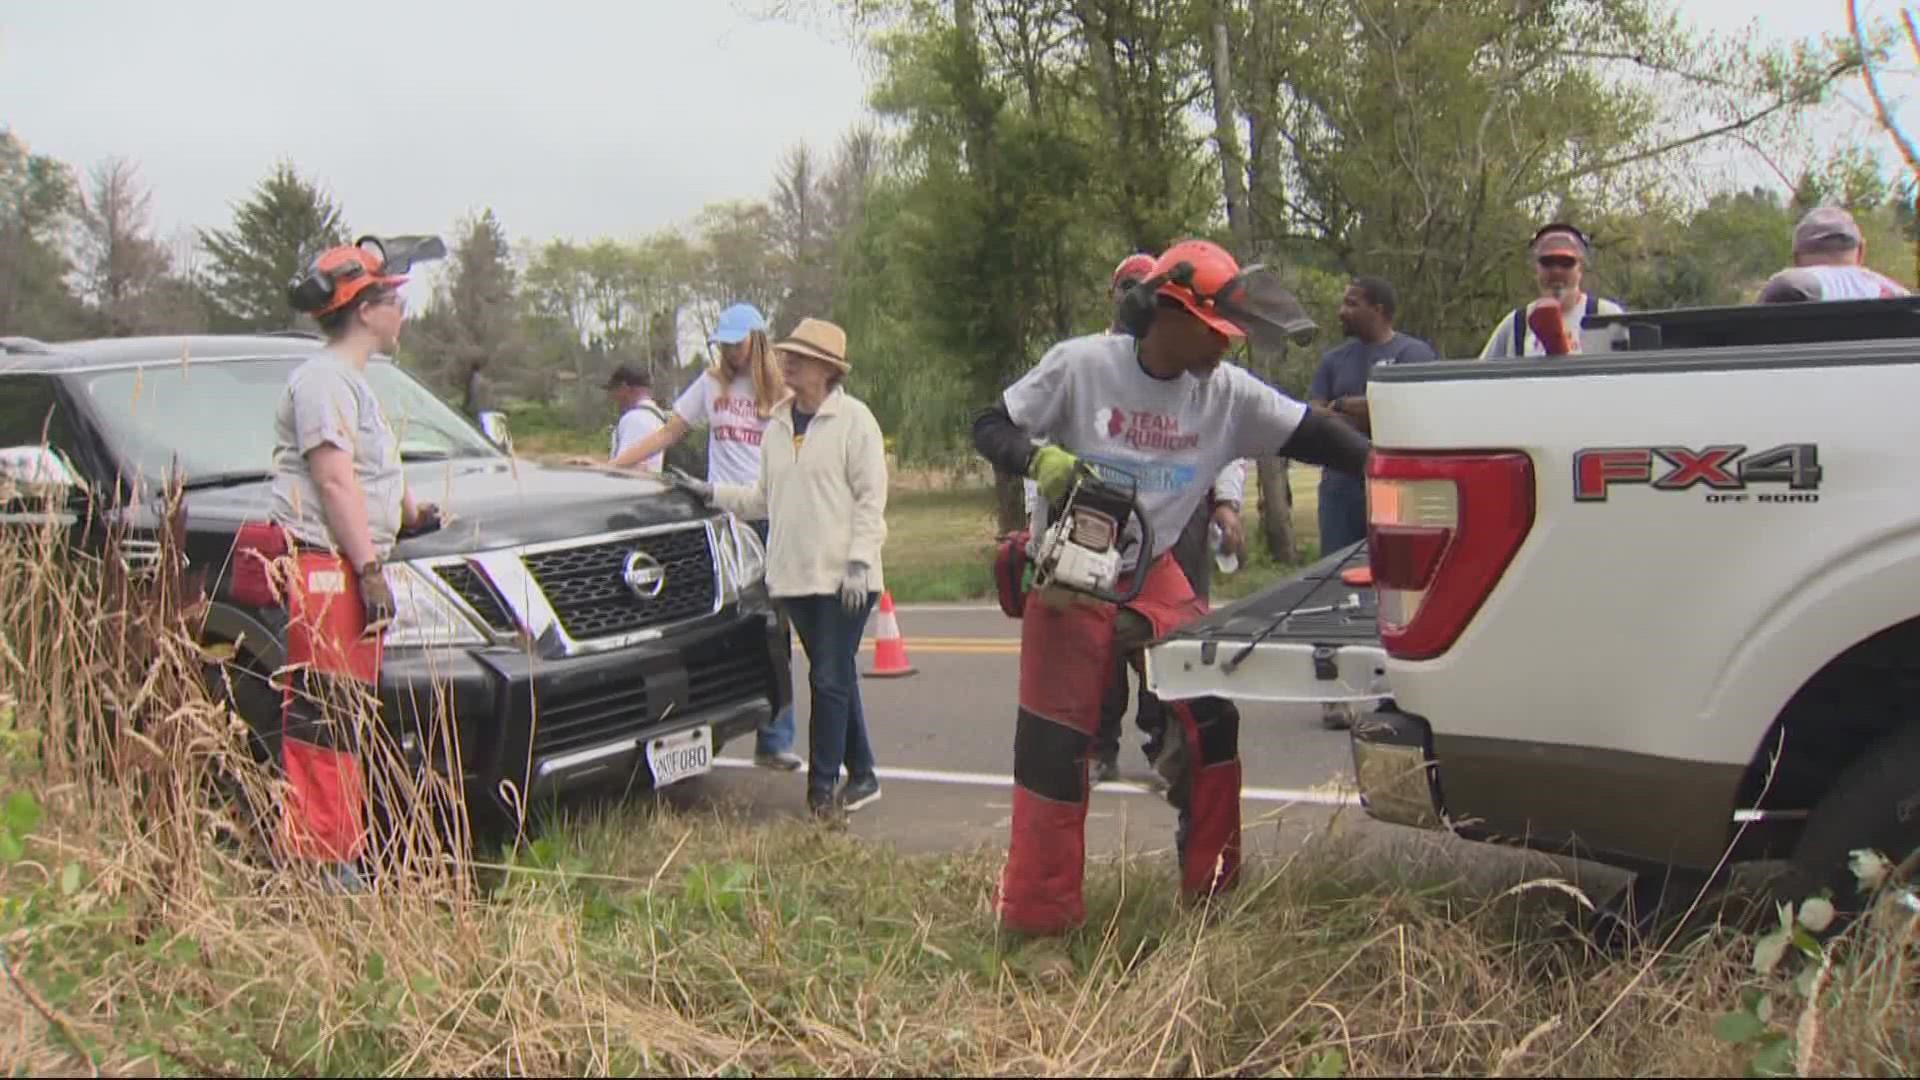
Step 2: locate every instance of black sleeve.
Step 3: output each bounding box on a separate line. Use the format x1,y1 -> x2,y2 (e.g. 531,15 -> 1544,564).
971,403 -> 1037,477
1279,409 -> 1371,478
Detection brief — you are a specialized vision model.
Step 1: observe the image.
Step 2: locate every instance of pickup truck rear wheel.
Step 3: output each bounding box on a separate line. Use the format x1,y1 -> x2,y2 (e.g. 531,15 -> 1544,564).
1780,724 -> 1920,920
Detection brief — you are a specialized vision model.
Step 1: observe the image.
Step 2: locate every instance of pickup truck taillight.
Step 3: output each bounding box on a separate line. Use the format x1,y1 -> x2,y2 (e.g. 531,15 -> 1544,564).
1366,452 -> 1534,660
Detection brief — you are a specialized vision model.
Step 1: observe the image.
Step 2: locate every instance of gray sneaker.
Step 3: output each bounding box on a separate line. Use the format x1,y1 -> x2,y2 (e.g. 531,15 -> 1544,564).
839,775 -> 882,812
756,750 -> 804,771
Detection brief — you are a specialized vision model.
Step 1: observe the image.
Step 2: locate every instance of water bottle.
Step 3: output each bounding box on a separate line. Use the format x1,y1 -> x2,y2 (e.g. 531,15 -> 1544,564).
1209,522 -> 1239,575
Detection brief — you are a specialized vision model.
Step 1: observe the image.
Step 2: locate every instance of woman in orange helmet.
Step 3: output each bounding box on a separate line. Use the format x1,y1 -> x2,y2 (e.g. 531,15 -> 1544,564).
267,242 -> 441,890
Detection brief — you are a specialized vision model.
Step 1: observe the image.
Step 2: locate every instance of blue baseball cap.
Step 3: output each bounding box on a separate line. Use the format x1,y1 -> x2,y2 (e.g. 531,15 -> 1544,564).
708,302 -> 767,346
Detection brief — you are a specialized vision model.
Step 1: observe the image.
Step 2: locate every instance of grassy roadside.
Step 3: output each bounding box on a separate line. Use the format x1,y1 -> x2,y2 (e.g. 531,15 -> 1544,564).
0,523 -> 1914,1076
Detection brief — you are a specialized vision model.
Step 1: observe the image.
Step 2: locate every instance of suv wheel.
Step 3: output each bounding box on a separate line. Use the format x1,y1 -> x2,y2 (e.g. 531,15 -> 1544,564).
1779,724 -> 1920,922
202,646 -> 282,768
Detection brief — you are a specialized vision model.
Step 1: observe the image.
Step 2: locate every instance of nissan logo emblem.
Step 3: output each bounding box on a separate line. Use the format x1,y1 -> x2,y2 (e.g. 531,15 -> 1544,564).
621,550 -> 666,599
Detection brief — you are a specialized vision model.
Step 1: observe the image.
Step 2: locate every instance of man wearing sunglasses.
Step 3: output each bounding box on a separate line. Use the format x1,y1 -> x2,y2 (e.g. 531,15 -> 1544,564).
1478,224 -> 1624,358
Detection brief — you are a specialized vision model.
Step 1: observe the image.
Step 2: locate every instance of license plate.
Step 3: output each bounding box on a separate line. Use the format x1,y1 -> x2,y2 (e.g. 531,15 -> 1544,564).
645,726 -> 713,787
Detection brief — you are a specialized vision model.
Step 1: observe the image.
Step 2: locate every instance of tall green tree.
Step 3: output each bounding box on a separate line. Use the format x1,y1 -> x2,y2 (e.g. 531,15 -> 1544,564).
1221,0 -> 1863,357
405,208 -> 524,414
198,161 -> 347,331
0,129 -> 87,338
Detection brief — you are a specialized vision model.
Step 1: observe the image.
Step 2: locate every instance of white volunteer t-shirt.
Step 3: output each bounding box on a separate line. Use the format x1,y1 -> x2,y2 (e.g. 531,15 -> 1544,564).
1478,294 -> 1626,358
611,400 -> 666,471
672,372 -> 771,488
1003,333 -> 1307,565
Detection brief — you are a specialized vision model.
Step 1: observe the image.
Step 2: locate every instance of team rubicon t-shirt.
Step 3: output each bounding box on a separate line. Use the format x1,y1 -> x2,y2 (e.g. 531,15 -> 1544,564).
672,372 -> 773,489
1003,333 -> 1307,566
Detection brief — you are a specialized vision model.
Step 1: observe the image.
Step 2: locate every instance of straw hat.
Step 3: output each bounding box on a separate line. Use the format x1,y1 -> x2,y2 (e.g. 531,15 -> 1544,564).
774,318 -> 850,372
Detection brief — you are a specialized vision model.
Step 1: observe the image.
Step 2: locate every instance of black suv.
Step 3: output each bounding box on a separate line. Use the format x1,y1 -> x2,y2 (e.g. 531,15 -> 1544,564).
0,333 -> 791,830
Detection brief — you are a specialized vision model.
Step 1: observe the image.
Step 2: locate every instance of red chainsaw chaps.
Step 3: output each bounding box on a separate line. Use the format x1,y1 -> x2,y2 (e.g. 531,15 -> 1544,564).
278,550 -> 382,863
995,786 -> 1090,936
997,552 -> 1229,936
1179,753 -> 1244,900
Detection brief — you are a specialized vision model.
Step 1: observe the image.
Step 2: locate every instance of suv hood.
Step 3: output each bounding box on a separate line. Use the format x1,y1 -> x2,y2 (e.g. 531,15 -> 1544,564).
179,459 -> 716,557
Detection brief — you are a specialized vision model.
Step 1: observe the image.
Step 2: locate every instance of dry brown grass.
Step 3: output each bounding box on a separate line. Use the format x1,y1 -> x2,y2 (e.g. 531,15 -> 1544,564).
0,498 -> 1912,1077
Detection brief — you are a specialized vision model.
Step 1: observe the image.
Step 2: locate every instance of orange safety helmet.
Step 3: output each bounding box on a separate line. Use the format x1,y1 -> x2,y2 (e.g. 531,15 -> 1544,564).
288,244 -> 410,317
1142,239 -> 1246,339
1111,252 -> 1156,292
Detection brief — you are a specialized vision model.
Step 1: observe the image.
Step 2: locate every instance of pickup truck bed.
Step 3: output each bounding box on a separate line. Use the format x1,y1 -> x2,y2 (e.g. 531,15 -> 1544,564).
1149,294 -> 1920,916
1148,541 -> 1388,706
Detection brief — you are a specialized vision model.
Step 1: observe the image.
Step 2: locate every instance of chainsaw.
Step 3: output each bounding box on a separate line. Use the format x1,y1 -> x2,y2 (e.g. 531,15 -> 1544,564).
1030,462 -> 1155,606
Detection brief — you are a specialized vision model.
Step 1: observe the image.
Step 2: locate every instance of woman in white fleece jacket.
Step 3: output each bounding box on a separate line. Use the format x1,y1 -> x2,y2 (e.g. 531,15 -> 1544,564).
673,317 -> 890,819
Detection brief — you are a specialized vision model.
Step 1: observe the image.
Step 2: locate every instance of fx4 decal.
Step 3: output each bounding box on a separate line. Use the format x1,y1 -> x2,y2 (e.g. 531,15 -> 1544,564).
1573,444 -> 1822,503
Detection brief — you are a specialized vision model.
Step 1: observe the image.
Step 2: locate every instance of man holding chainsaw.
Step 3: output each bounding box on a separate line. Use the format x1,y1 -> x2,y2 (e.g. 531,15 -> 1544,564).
972,238 -> 1371,937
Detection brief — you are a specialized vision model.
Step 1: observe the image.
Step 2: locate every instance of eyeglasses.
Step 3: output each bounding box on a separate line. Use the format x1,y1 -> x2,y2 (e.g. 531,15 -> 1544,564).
1537,255 -> 1579,270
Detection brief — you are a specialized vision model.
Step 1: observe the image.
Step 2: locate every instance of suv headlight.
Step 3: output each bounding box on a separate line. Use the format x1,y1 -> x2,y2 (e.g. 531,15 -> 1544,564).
382,563 -> 488,648
717,513 -> 767,602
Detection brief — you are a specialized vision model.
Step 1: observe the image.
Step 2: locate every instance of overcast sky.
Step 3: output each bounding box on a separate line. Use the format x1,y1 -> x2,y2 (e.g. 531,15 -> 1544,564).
3,0 -> 1914,285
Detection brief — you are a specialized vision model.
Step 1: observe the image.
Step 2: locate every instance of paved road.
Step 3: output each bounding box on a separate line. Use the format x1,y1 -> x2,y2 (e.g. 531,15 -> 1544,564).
651,602 -> 1377,861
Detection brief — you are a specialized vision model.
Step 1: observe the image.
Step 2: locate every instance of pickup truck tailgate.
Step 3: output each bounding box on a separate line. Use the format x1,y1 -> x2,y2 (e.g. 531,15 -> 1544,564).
1146,542 -> 1389,704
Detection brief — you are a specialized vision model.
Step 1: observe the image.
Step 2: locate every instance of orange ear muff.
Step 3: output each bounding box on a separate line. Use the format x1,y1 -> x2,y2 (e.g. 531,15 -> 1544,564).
1113,261 -> 1196,338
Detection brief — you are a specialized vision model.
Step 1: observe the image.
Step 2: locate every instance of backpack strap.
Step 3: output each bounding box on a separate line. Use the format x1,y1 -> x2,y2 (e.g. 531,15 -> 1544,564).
1511,306 -> 1527,355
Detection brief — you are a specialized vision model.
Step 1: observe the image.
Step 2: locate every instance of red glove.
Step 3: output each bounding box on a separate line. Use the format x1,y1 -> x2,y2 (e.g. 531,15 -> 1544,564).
1526,300 -> 1571,355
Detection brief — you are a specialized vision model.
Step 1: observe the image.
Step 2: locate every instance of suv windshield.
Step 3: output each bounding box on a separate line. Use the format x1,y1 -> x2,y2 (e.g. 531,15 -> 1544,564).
75,354 -> 500,486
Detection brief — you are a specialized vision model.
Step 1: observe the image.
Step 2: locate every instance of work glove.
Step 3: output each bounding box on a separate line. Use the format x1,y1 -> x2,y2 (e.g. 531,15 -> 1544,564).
666,467 -> 714,504
357,560 -> 396,634
840,561 -> 871,614
1028,445 -> 1080,502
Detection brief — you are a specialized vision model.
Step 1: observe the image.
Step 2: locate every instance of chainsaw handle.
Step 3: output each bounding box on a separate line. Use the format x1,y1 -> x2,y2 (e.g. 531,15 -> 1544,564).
1086,483 -> 1154,608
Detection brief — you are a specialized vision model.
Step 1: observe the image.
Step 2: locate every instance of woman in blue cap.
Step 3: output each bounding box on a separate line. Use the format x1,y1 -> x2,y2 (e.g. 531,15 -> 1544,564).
615,301 -> 800,768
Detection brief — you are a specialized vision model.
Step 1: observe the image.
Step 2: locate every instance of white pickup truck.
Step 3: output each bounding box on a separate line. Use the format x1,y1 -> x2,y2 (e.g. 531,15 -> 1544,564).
1147,296 -> 1920,919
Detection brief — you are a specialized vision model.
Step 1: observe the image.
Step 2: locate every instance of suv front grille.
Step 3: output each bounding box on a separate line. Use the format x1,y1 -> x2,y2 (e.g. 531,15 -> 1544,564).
521,526 -> 718,641
531,673 -> 650,759
433,563 -> 517,633
685,622 -> 774,713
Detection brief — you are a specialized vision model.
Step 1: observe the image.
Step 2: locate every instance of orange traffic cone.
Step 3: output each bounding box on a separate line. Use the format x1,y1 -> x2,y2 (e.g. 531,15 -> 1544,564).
863,590 -> 917,678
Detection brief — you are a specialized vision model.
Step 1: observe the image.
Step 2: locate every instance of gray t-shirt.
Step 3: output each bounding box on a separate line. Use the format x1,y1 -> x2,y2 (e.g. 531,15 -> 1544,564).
269,351 -> 405,557
1003,333 -> 1307,566
1756,265 -> 1912,303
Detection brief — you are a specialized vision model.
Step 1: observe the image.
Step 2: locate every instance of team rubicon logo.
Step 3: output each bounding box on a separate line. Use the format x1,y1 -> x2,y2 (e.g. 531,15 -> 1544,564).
1097,407 -> 1201,451
1573,443 -> 1822,504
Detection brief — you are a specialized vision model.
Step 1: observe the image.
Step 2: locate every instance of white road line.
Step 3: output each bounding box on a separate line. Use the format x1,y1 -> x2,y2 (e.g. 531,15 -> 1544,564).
890,604 -> 1006,614
712,756 -> 1361,807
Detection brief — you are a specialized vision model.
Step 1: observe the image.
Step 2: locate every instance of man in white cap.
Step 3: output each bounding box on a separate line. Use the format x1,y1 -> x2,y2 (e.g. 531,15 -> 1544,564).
1757,206 -> 1912,303
1478,224 -> 1625,358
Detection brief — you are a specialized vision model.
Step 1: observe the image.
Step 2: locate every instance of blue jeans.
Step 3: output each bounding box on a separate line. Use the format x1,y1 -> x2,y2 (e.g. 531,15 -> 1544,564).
1317,477 -> 1369,556
748,519 -> 798,755
782,592 -> 879,798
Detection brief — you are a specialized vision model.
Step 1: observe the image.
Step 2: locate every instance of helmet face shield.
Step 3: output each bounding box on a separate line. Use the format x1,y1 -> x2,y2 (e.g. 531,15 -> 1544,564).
356,234 -> 448,276
1212,267 -> 1319,350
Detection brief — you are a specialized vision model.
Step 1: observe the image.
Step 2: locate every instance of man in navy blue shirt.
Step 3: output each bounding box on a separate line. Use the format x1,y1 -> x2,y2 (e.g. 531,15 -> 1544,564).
1308,277 -> 1435,555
